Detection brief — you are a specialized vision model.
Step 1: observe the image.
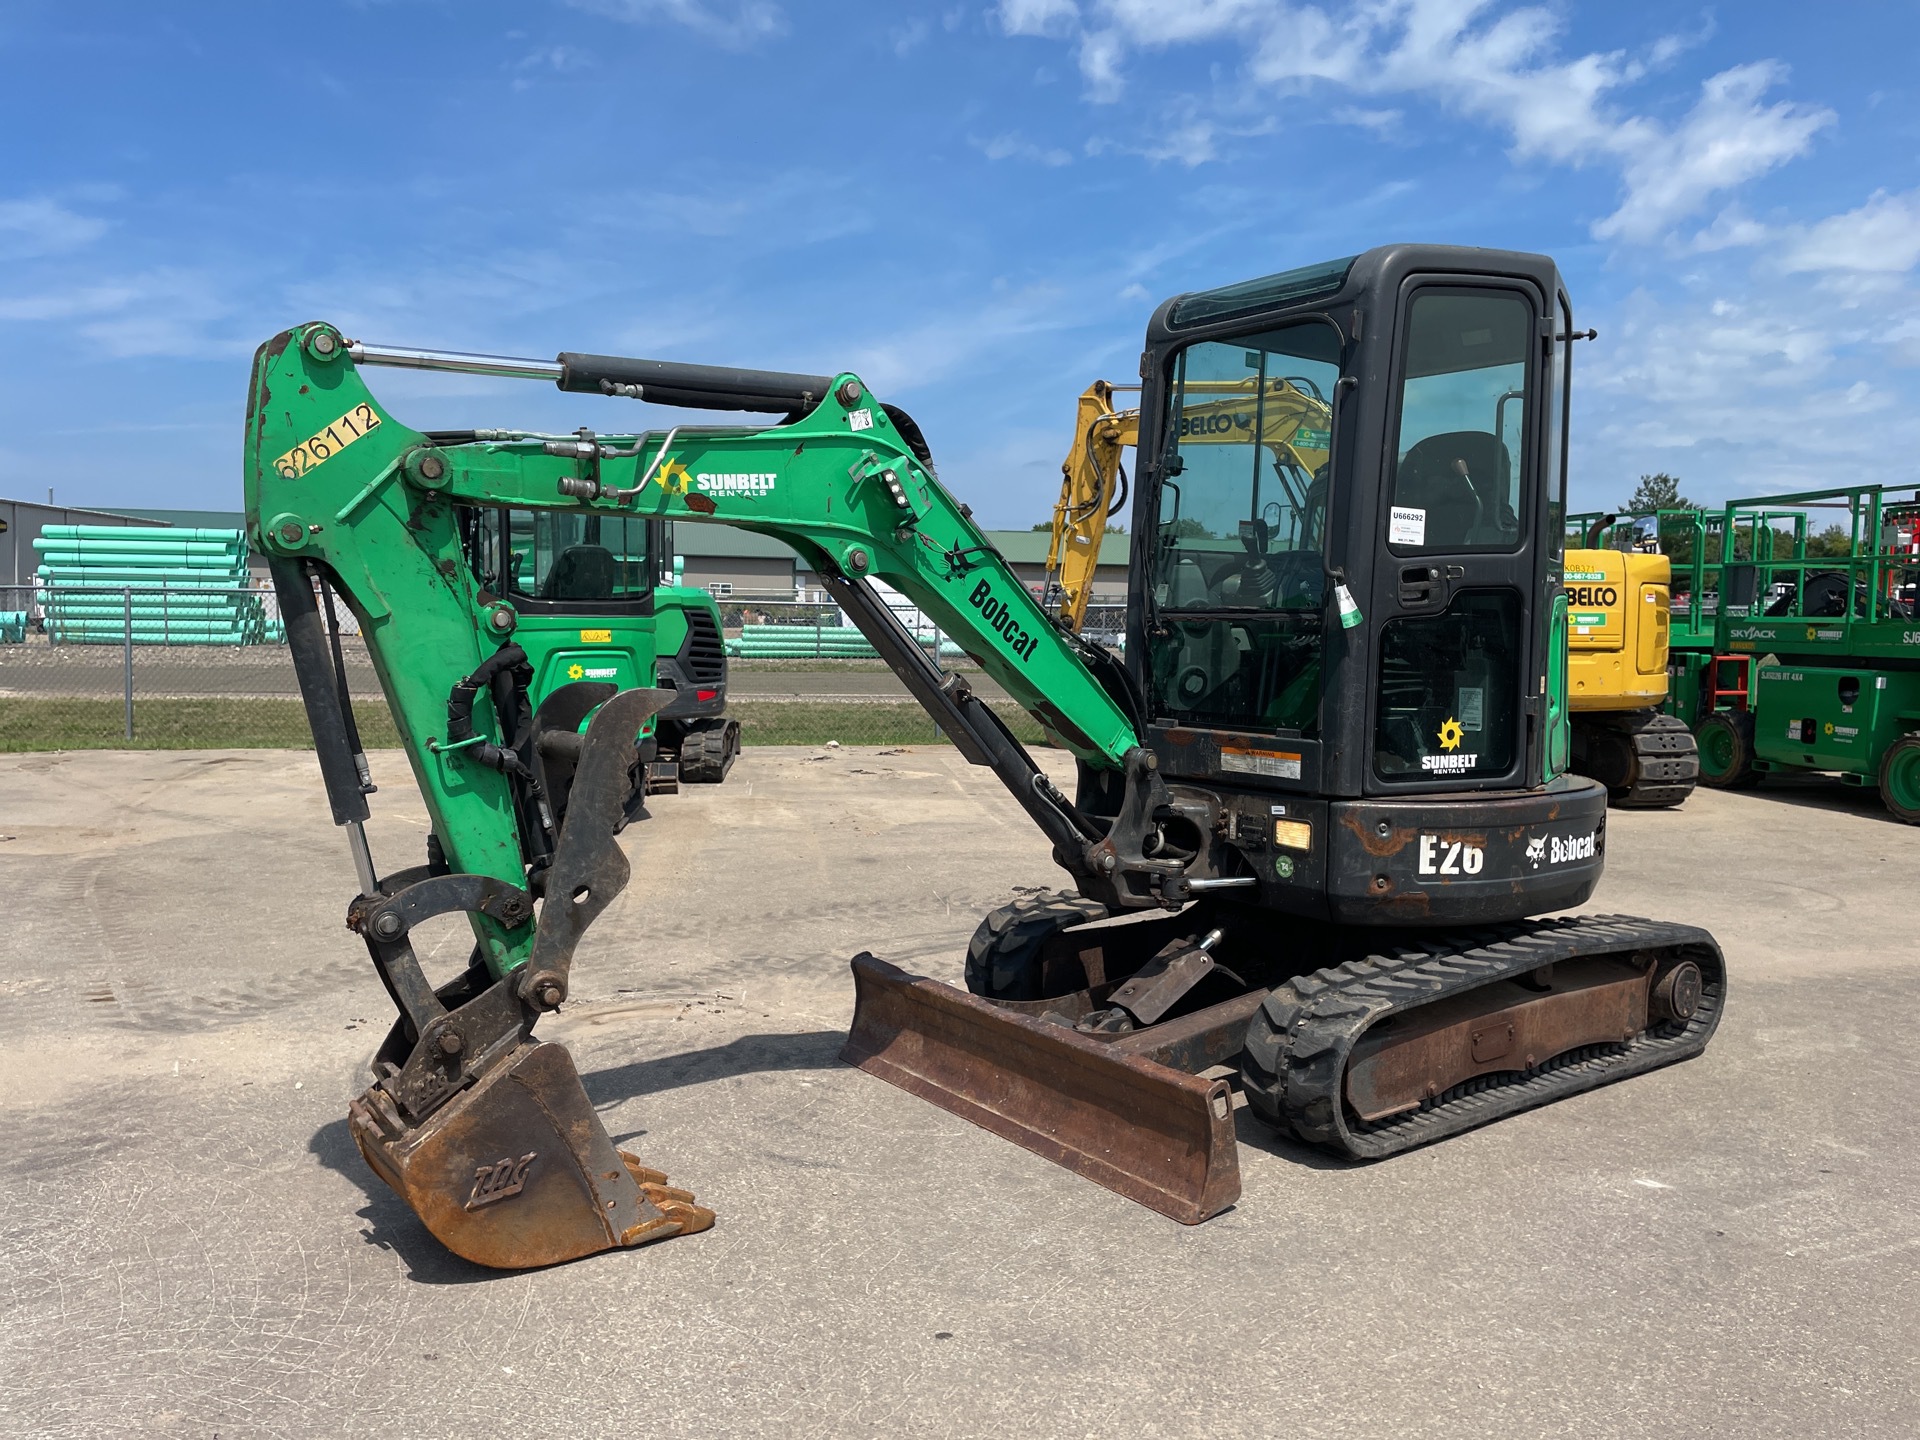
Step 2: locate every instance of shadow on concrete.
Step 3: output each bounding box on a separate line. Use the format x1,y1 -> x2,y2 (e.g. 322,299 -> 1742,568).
578,1029 -> 844,1116
308,1115 -> 499,1286
1231,1109 -> 1357,1170
306,1029 -> 844,1283
1718,773 -> 1900,824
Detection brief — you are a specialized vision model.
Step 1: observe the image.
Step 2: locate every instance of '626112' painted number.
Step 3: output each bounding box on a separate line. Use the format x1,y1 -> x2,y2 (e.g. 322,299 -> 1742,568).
274,403 -> 380,479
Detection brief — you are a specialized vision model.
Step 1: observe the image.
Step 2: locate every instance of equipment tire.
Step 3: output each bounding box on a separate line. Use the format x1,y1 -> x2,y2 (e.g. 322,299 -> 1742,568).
1877,733 -> 1920,824
1696,710 -> 1759,789
964,891 -> 1109,1001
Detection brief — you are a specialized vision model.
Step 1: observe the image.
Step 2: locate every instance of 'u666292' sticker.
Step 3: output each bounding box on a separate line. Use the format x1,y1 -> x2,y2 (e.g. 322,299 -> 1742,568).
274,403 -> 381,479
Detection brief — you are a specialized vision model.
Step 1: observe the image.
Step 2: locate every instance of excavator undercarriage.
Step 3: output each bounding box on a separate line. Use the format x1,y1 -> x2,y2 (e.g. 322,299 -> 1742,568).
847,896 -> 1722,1220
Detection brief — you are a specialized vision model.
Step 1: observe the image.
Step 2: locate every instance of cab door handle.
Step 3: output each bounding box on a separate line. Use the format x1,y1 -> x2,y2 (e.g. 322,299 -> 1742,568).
1398,565 -> 1442,604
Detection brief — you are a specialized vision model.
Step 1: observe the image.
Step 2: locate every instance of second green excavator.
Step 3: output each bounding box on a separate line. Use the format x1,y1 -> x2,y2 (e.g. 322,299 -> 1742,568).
247,244 -> 1725,1268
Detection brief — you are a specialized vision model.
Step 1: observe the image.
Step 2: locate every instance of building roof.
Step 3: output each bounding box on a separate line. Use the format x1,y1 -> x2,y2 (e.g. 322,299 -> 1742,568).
1,497 -> 171,525
117,508 -> 248,529
960,530 -> 1133,566
666,523 -> 800,559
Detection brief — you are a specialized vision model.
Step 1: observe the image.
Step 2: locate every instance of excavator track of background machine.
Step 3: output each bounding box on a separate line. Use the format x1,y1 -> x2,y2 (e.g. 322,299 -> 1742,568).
1574,710 -> 1700,809
1242,914 -> 1724,1160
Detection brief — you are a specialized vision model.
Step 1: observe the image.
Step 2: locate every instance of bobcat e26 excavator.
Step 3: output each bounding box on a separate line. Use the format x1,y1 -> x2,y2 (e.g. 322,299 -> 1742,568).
247,245 -> 1725,1269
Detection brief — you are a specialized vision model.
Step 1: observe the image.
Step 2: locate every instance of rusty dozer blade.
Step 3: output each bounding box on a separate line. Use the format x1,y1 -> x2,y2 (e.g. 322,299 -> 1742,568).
345,688 -> 711,1270
350,1040 -> 712,1270
841,952 -> 1239,1224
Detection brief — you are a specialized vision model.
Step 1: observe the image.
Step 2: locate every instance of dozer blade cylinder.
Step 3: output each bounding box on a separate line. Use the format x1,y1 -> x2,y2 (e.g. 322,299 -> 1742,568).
841,953 -> 1239,1224
351,1040 -> 711,1270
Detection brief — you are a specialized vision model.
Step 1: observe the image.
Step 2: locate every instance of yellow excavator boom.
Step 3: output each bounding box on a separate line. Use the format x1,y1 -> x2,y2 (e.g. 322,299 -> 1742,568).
1043,377 -> 1332,631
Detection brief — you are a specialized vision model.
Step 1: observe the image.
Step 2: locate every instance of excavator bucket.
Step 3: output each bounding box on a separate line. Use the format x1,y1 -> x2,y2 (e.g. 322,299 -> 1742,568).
342,688 -> 713,1270
350,1041 -> 712,1270
841,953 -> 1240,1224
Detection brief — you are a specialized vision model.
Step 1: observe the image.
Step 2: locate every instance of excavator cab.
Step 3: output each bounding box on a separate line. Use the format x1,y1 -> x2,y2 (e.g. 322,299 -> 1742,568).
1114,247 -> 1594,923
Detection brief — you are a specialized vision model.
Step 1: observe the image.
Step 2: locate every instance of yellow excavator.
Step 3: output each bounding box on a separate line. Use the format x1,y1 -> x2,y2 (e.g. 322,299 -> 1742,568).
1560,515 -> 1698,807
1042,376 -> 1331,631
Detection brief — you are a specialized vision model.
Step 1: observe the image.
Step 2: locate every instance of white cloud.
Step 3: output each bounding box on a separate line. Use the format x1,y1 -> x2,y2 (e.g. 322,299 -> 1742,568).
0,198 -> 108,260
1576,260 -> 1920,505
973,133 -> 1074,166
562,0 -> 786,47
0,281 -> 139,323
1097,0 -> 1271,45
997,0 -> 1079,39
1077,28 -> 1127,102
1595,63 -> 1831,242
836,283 -> 1083,395
0,268 -> 240,358
994,1 -> 1834,244
1780,188 -> 1920,276
889,18 -> 930,55
1136,121 -> 1222,165
1333,105 -> 1402,133
1687,208 -> 1769,253
510,43 -> 594,89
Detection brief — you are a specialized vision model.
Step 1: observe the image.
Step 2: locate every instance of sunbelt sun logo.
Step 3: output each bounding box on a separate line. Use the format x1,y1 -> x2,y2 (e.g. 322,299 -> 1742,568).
1421,716 -> 1478,774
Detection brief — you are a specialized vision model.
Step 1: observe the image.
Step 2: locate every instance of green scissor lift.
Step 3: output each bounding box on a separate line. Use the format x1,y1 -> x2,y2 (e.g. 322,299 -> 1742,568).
1618,486 -> 1920,822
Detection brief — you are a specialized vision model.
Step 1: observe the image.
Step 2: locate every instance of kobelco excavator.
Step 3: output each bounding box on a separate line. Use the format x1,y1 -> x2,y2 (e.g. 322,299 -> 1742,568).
1042,375 -> 1331,631
247,245 -> 1725,1269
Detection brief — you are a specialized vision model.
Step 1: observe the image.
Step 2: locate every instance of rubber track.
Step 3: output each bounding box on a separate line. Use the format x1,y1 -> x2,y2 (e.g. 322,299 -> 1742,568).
965,890 -> 1109,999
1241,913 -> 1725,1160
1615,712 -> 1698,808
678,719 -> 740,784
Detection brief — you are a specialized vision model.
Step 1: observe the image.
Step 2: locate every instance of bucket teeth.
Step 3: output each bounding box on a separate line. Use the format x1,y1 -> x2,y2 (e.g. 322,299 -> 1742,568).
620,1152 -> 716,1240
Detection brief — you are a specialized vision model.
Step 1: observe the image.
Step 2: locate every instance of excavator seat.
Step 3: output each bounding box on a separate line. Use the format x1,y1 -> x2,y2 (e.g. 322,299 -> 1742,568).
542,544 -> 617,601
1396,431 -> 1517,548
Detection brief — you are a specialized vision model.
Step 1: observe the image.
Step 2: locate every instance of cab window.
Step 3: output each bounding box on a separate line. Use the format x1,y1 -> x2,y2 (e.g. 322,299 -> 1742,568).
466,508 -> 653,613
1387,290 -> 1531,554
1147,319 -> 1341,737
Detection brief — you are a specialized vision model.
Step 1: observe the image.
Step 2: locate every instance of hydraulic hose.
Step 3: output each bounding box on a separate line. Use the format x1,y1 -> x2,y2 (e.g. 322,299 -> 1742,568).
446,644 -> 535,777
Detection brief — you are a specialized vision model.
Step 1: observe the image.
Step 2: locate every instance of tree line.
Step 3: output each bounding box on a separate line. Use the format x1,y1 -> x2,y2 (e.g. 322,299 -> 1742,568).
1618,474 -> 1853,566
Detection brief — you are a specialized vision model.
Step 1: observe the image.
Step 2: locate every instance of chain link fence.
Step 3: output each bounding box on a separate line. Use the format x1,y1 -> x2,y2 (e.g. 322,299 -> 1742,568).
0,583 -> 389,751
0,585 -> 1126,753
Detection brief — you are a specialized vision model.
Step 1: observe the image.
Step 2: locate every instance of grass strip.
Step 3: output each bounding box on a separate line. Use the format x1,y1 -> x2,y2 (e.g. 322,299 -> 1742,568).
0,697 -> 1048,752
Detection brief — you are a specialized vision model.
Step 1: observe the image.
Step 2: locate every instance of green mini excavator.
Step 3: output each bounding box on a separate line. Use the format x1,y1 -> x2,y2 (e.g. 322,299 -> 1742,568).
247,245 -> 1724,1268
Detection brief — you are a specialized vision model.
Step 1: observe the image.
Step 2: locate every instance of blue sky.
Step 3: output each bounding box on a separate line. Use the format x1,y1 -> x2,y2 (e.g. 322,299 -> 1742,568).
2,0 -> 1917,526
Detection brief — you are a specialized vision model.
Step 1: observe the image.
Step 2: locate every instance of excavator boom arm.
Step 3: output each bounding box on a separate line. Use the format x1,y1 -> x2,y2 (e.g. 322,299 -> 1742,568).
247,325 -> 1145,978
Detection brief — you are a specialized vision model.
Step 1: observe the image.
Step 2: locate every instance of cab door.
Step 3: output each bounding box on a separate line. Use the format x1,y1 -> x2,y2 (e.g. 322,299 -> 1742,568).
1364,281 -> 1548,794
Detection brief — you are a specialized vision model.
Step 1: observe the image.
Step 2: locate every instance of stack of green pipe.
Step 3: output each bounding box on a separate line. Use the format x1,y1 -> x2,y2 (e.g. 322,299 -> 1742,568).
725,623 -> 963,659
32,525 -> 271,644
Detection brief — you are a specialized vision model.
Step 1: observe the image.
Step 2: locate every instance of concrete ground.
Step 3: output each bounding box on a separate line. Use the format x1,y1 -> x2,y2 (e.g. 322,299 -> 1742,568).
0,746 -> 1914,1439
